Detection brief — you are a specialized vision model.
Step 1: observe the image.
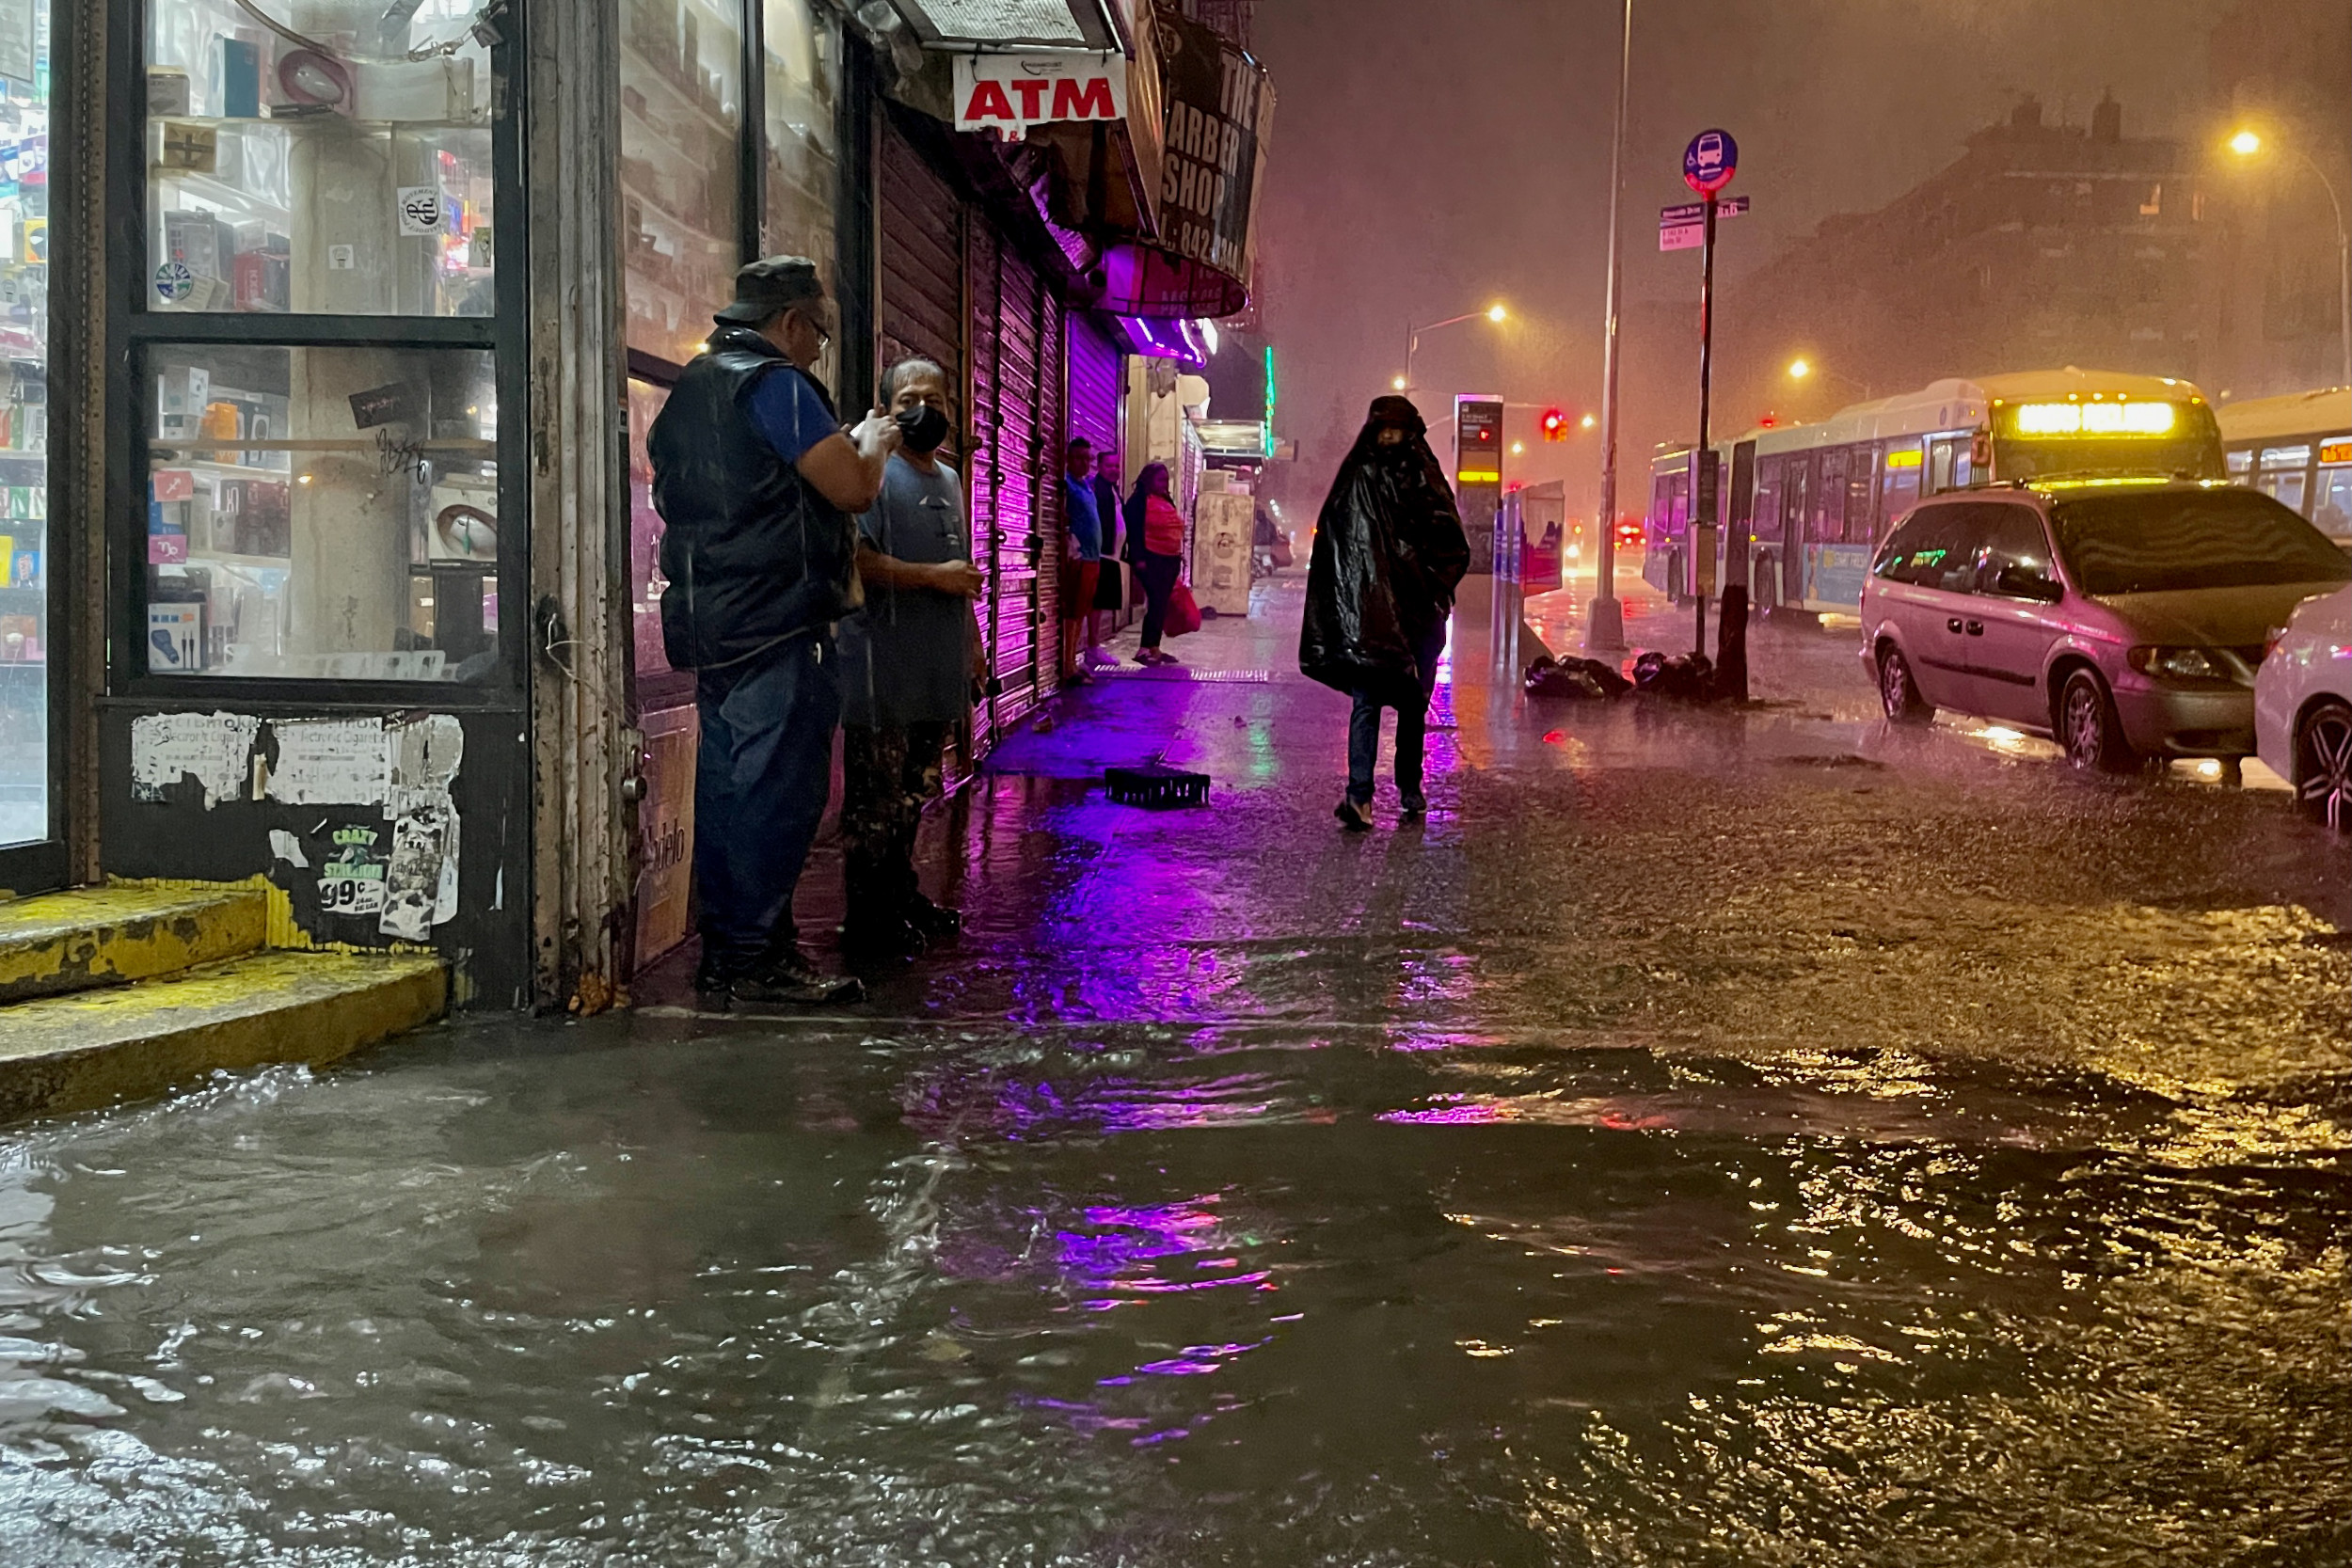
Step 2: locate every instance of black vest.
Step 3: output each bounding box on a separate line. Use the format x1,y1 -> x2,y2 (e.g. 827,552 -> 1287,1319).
651,328 -> 859,670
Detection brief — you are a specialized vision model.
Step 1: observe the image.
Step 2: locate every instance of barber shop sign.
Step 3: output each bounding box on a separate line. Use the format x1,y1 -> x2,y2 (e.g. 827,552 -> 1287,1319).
954,52 -> 1127,134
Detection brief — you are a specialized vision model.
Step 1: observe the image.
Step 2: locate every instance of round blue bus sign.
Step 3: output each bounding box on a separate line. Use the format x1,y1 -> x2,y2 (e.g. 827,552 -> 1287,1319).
1684,129 -> 1738,195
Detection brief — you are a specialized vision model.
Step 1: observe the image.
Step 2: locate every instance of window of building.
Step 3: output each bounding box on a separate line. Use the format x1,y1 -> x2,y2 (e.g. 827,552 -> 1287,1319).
134,1 -> 517,688
627,375 -> 687,695
147,0 -> 495,317
622,0 -> 745,363
763,0 -> 839,386
0,0 -> 46,847
144,345 -> 500,679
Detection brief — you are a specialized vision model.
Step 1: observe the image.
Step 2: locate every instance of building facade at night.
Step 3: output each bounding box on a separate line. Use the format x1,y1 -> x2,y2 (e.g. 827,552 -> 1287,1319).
26,0 -> 1272,1011
1709,95 -> 2210,435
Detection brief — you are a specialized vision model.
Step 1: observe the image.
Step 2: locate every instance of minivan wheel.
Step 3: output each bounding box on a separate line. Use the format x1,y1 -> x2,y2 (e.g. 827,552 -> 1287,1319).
1877,645 -> 1933,723
2058,669 -> 2137,773
2295,699 -> 2352,831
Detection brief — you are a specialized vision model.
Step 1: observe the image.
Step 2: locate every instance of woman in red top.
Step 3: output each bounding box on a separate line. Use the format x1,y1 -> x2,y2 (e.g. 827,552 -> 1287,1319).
1124,462 -> 1188,666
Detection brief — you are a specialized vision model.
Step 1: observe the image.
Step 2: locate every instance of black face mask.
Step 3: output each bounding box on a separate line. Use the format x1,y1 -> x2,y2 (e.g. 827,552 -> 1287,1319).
896,403 -> 950,454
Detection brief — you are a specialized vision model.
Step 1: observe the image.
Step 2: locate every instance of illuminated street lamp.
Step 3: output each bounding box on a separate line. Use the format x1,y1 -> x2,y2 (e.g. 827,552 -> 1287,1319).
1580,412 -> 1596,429
2228,128 -> 2352,389
1399,303 -> 1507,392
1787,357 -> 1871,399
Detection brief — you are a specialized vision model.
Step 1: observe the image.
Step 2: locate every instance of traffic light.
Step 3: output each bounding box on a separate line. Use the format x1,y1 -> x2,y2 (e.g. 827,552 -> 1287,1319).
1541,407 -> 1567,442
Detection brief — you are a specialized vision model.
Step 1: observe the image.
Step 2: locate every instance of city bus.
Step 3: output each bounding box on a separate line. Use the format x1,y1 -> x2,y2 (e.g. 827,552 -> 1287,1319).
2217,386 -> 2352,546
1645,368 -> 2226,614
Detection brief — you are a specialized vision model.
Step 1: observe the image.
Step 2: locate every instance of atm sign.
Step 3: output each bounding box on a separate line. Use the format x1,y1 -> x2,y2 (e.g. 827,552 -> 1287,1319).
954,53 -> 1126,133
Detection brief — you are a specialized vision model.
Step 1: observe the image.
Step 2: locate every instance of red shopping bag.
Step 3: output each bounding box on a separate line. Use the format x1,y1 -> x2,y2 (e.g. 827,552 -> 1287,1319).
1165,580 -> 1203,638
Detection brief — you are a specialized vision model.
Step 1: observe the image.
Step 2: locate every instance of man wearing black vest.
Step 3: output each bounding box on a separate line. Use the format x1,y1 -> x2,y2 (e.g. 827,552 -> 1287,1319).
651,257 -> 900,1006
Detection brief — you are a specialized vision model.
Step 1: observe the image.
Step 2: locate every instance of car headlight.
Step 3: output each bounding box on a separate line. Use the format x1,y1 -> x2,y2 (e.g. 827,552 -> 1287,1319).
2127,645 -> 2233,682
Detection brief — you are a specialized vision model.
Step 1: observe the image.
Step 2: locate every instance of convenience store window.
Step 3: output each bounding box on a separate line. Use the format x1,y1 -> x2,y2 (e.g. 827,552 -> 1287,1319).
0,0 -> 45,848
129,0 -> 517,692
144,345 -> 500,680
763,0 -> 837,388
146,0 -> 495,317
622,0 -> 744,364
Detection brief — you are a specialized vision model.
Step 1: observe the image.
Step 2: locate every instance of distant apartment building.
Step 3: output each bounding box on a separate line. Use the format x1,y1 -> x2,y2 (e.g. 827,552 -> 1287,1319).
1701,94 -> 2208,438
2201,0 -> 2352,400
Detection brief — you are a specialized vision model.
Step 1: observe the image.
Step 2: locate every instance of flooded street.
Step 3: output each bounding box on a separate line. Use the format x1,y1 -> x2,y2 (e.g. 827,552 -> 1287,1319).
3,577 -> 2348,1566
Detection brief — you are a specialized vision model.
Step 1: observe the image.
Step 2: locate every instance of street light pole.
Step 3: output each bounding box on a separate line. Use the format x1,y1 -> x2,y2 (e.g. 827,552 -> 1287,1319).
2230,132 -> 2352,391
1400,308 -> 1504,393
2300,151 -> 2352,391
1586,0 -> 1633,652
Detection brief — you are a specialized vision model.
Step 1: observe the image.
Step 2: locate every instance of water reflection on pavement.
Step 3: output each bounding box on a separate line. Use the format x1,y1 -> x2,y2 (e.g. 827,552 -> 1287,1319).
0,573 -> 2344,1565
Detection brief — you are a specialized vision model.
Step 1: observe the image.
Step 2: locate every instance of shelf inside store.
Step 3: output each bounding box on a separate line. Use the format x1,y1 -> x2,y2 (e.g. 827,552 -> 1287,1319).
152,167 -> 293,224
170,550 -> 293,572
620,178 -> 736,258
155,457 -> 295,480
155,114 -> 487,136
620,41 -> 741,145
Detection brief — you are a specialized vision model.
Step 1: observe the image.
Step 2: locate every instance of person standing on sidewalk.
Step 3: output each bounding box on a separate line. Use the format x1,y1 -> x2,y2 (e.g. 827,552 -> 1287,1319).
1299,395 -> 1469,831
1127,462 -> 1187,667
651,257 -> 898,1006
835,357 -> 986,965
1059,438 -> 1104,680
1092,447 -> 1126,622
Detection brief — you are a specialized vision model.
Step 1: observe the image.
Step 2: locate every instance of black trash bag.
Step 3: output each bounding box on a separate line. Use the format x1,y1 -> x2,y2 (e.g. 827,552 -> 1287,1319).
1525,655 -> 1631,701
1300,397 -> 1470,706
1631,650 -> 1717,702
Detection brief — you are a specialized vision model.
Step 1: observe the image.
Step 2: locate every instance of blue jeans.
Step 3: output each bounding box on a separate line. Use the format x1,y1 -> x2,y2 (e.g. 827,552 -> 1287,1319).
1347,620 -> 1447,804
693,637 -> 840,975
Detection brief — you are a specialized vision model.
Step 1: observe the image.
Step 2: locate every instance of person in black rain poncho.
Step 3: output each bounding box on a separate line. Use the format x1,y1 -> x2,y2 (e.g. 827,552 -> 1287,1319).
1299,396 -> 1470,830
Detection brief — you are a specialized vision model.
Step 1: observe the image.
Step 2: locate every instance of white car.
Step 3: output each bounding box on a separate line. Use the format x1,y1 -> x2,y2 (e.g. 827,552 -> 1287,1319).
2255,583 -> 2352,830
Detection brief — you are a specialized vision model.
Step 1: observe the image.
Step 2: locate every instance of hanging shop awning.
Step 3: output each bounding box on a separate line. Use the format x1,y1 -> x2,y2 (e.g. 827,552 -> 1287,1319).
884,0 -> 1129,50
1096,9 -> 1274,319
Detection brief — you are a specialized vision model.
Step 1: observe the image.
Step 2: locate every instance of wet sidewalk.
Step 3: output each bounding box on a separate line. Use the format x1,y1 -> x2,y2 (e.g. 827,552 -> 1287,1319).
2,567 -> 2348,1564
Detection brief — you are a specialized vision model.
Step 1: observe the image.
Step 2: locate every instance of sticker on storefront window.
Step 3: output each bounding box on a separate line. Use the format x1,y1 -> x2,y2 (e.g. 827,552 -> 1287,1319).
396,186 -> 444,237
319,825 -> 389,917
328,245 -> 356,271
348,381 -> 423,431
153,261 -> 194,303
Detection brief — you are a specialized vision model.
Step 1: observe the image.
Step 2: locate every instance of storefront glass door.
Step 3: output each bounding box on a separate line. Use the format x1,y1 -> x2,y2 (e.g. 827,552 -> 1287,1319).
0,0 -> 52,864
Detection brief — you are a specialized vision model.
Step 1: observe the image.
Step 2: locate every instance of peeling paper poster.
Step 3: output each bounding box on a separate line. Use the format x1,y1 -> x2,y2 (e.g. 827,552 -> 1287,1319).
387,713 -> 464,792
131,711 -> 259,806
265,718 -> 390,805
379,789 -> 459,941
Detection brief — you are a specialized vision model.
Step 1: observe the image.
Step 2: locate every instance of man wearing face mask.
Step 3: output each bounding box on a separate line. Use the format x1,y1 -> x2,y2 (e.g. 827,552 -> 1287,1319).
834,357 -> 988,964
652,257 -> 900,1006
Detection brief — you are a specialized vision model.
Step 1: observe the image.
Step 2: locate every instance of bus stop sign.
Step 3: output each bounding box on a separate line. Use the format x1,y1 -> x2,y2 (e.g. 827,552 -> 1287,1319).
1684,129 -> 1737,195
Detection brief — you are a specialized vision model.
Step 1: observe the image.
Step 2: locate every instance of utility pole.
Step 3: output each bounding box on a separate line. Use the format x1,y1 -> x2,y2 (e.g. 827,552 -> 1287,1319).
1585,0 -> 1633,652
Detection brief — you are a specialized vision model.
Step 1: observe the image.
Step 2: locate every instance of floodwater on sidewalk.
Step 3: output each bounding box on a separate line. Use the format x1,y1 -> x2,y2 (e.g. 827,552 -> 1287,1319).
1,571 -> 2346,1565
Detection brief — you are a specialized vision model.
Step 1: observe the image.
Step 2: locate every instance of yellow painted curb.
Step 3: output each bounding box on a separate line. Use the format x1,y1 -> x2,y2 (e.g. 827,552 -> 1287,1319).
0,950 -> 448,1125
0,886 -> 268,1004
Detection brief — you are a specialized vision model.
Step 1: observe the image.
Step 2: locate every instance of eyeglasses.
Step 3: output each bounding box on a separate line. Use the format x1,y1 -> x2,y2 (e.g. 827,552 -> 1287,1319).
788,307 -> 834,351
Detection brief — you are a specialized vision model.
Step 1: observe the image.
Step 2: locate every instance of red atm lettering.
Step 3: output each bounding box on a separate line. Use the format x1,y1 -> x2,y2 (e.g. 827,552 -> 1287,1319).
964,79 -> 1015,121
1053,75 -> 1115,119
1012,77 -> 1049,119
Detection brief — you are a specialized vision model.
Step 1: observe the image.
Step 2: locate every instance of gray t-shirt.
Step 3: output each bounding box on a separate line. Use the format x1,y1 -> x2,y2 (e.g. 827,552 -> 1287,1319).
838,454 -> 976,728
